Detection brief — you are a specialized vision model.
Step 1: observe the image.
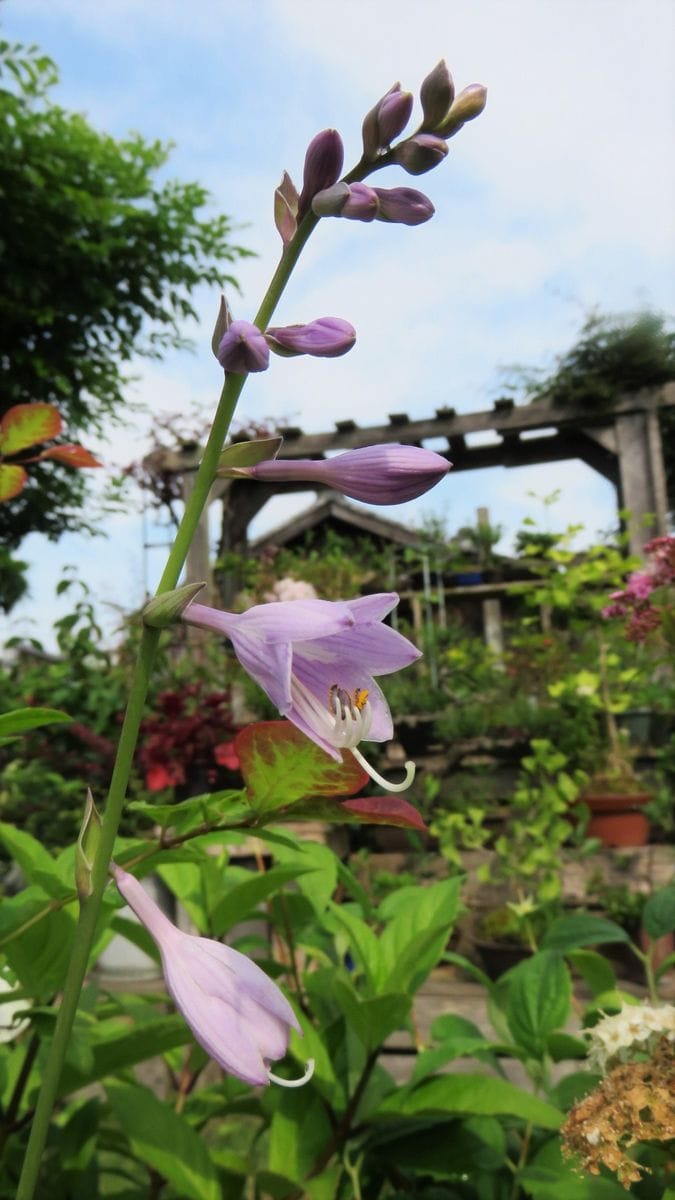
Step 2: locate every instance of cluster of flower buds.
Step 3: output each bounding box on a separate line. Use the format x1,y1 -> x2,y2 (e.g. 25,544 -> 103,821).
312,182 -> 434,226
212,297 -> 356,375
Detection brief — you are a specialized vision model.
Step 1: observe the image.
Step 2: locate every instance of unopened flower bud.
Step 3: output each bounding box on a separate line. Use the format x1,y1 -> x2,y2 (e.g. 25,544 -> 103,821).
217,320 -> 270,374
297,129 -> 344,219
211,295 -> 233,358
437,84 -> 488,138
75,788 -> 101,900
313,182 -> 379,222
143,582 -> 207,629
265,317 -> 356,359
362,83 -> 413,160
393,134 -> 448,176
374,187 -> 435,226
420,60 -> 455,131
240,444 -> 451,505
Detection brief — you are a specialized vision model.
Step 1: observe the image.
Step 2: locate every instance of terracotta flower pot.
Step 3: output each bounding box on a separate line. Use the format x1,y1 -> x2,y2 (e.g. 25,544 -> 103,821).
582,791 -> 652,848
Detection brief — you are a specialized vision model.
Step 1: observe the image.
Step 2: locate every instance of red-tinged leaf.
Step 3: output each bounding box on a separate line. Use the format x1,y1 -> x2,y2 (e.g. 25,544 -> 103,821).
276,793 -> 427,831
34,444 -> 102,468
341,794 -> 427,831
0,403 -> 62,455
234,720 -> 368,814
0,464 -> 28,501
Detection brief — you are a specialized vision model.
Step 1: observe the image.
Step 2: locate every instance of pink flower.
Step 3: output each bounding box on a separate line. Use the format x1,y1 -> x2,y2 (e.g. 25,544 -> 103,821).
111,865 -> 310,1088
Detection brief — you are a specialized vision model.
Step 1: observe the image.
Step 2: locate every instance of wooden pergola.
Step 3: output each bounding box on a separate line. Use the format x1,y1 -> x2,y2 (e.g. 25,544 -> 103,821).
143,382 -> 675,598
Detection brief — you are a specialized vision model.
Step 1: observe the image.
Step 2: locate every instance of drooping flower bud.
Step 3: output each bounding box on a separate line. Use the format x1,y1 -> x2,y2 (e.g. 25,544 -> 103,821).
265,317 -> 356,359
274,171 -> 300,246
393,134 -> 448,176
362,83 -> 413,160
297,129 -> 344,219
420,60 -> 455,131
437,84 -> 488,138
312,182 -> 379,222
217,320 -> 270,374
373,187 -> 435,226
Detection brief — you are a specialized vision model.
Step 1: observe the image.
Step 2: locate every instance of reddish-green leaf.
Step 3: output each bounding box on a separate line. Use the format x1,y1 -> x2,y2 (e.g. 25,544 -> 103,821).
235,720 -> 367,813
0,403 -> 62,455
34,443 -> 102,468
0,464 -> 27,500
341,794 -> 427,830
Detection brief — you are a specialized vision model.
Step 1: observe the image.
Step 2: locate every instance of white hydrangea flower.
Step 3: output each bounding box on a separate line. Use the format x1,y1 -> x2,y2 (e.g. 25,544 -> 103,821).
588,1003 -> 675,1073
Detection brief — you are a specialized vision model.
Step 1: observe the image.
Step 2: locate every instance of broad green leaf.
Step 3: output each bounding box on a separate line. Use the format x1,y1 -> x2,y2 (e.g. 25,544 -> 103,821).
380,878 -> 462,992
0,823 -> 72,899
0,707 -> 71,737
506,952 -> 571,1059
442,950 -> 493,990
210,864 -> 316,935
548,1071 -> 600,1110
155,860 -> 206,929
266,1083 -> 334,1185
272,839 -> 338,914
0,402 -> 61,454
377,1074 -> 563,1129
235,721 -> 367,814
4,903 -> 77,999
542,914 -> 629,951
332,979 -> 411,1050
642,884 -> 675,938
412,1037 -> 503,1084
107,1082 -> 220,1200
521,1166 -> 631,1199
369,1115 -> 506,1176
127,788 -> 248,834
0,463 -> 27,500
546,1031 -> 588,1061
566,949 -> 616,997
59,1014 -> 191,1095
327,902 -> 383,992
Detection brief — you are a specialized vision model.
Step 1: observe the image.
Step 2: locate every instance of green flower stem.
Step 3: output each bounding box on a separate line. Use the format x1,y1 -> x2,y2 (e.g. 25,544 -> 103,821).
16,204 -> 322,1200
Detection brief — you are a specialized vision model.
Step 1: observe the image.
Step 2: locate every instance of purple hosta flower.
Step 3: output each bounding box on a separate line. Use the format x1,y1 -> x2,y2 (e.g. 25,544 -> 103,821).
217,320 -> 270,374
183,593 -> 420,791
111,865 -> 312,1089
373,187 -> 435,226
297,129 -> 344,220
238,444 -> 451,505
313,183 -> 434,227
362,82 -> 413,159
265,317 -> 356,359
393,134 -> 449,176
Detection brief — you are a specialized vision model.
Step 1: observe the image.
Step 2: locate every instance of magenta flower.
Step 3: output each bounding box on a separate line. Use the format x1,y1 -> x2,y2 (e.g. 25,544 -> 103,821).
297,129 -> 344,219
183,593 -> 420,790
111,865 -> 310,1088
265,317 -> 356,359
217,320 -> 270,374
237,444 -> 451,505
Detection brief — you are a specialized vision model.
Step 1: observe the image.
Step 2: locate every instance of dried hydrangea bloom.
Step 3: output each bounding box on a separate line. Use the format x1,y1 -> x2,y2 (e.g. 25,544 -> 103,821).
562,1036 -> 675,1186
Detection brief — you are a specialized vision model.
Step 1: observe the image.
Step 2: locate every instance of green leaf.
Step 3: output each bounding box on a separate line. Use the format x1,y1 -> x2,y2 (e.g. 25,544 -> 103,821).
127,789 -> 248,834
546,1032 -> 588,1061
377,1074 -> 563,1128
4,902 -> 77,999
235,721 -> 367,814
379,878 -> 462,993
60,1013 -> 191,1095
642,884 -> 675,939
210,864 -> 316,936
566,949 -> 617,997
0,822 -> 73,898
217,435 -> 283,469
333,979 -> 411,1049
327,902 -> 384,992
266,1083 -> 334,1185
371,1115 -> 506,1176
271,839 -> 338,915
0,707 -> 71,737
542,914 -> 629,951
506,952 -> 571,1059
282,792 -> 426,830
107,1082 -> 220,1200
0,463 -> 27,500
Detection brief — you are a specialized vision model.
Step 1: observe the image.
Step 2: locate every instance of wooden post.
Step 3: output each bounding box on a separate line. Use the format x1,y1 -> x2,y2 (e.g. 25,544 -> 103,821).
615,411 -> 669,555
477,507 -> 504,656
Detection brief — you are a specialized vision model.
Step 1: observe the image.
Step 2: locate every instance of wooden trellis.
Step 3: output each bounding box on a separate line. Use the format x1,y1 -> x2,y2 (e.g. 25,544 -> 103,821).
143,383 -> 675,599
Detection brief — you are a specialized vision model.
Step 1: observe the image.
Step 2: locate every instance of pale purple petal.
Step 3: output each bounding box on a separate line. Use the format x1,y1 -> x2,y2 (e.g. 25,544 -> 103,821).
229,632 -> 293,714
236,597 -> 355,643
345,592 -> 400,624
189,939 -> 301,1032
111,866 -> 181,947
296,623 -> 421,674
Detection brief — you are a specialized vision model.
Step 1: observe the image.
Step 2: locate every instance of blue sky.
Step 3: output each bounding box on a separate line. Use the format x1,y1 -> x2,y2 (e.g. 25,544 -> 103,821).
2,0 -> 675,647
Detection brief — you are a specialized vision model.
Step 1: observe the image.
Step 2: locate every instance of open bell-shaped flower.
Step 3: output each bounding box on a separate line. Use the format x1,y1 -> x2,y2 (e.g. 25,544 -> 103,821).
110,865 -> 311,1088
183,593 -> 420,792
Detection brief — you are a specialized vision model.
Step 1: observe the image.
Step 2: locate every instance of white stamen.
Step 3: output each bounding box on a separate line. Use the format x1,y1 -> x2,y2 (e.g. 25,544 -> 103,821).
268,1057 -> 315,1088
351,746 -> 416,793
